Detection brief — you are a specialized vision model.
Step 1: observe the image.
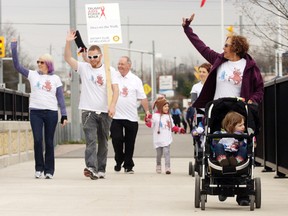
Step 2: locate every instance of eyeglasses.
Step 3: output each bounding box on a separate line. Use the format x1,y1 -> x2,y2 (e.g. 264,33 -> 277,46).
37,60 -> 45,64
224,43 -> 232,48
87,54 -> 101,59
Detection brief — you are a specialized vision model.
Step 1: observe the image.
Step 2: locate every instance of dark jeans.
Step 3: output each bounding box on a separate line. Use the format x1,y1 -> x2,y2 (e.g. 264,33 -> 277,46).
172,115 -> 181,127
186,118 -> 193,133
30,110 -> 58,175
110,119 -> 138,170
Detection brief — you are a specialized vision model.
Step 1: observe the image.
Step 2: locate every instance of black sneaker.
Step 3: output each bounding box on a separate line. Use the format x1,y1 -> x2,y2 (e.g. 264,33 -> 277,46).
218,195 -> 227,202
84,167 -> 98,180
239,199 -> 249,206
114,165 -> 121,172
124,168 -> 134,174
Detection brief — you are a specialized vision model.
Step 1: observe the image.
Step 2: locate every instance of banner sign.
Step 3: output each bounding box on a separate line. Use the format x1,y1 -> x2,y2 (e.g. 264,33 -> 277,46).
85,3 -> 122,44
159,75 -> 173,90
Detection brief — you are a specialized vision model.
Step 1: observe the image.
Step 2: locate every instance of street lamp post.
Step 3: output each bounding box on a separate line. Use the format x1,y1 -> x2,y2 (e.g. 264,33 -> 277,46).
69,0 -> 81,141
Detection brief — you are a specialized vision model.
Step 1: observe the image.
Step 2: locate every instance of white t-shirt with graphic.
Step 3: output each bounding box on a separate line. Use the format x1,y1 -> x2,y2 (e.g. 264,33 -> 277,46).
113,71 -> 147,122
214,58 -> 246,100
151,113 -> 175,148
28,70 -> 62,110
77,62 -> 118,112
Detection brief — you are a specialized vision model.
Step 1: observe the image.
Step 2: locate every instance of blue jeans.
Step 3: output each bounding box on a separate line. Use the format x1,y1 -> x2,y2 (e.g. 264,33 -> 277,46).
82,111 -> 111,173
214,143 -> 247,160
110,119 -> 138,170
30,110 -> 58,175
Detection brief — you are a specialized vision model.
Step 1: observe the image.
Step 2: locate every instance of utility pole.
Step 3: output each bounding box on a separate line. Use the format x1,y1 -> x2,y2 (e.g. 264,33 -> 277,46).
0,0 -> 3,85
17,35 -> 25,92
69,0 -> 81,141
276,10 -> 283,77
239,15 -> 243,36
151,40 -> 156,101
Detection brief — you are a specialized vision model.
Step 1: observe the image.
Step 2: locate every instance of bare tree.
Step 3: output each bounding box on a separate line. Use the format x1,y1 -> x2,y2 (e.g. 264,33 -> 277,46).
235,0 -> 288,48
234,0 -> 288,75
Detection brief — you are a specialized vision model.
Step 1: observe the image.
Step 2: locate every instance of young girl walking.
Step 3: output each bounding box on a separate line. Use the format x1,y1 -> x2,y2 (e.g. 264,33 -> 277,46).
145,96 -> 185,174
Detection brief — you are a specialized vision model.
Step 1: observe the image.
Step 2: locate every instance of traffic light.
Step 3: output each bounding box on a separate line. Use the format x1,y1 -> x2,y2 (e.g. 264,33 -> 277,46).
0,36 -> 5,58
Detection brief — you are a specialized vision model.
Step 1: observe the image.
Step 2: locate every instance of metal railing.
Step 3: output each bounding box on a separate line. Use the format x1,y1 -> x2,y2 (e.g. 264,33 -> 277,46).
0,88 -> 29,121
256,76 -> 288,177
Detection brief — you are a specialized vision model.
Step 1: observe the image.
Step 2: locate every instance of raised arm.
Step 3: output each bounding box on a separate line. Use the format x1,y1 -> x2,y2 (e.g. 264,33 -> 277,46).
182,13 -> 195,27
64,30 -> 78,71
182,13 -> 220,64
11,39 -> 29,78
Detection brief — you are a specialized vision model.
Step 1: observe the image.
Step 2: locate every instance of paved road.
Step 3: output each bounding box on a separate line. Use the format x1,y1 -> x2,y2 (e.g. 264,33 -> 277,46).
0,124 -> 288,216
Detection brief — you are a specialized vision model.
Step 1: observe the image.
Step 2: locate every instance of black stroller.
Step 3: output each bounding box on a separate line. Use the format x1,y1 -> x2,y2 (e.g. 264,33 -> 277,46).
194,97 -> 261,211
189,112 -> 205,177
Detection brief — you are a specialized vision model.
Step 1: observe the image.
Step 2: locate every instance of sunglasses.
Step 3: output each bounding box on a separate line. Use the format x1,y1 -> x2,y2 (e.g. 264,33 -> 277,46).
37,60 -> 45,64
224,43 -> 232,48
87,54 -> 101,59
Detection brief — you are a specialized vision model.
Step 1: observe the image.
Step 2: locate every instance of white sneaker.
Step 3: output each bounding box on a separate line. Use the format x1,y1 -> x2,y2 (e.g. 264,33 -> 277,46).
156,165 -> 161,174
97,172 -> 106,179
84,167 -> 98,180
124,169 -> 134,174
45,173 -> 53,179
35,171 -> 42,179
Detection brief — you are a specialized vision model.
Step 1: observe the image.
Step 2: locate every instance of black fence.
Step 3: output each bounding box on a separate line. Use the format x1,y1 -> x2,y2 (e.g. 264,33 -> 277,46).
256,76 -> 288,177
0,88 -> 29,121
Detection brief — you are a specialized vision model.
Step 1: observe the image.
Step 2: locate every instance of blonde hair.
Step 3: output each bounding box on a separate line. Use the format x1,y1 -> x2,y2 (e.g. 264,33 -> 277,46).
39,53 -> 54,73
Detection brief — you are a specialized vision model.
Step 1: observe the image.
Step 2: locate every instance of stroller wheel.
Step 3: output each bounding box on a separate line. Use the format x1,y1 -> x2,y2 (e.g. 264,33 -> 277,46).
201,194 -> 206,210
194,175 -> 201,208
255,177 -> 261,208
189,161 -> 195,177
198,165 -> 203,177
249,195 -> 255,211
188,161 -> 192,175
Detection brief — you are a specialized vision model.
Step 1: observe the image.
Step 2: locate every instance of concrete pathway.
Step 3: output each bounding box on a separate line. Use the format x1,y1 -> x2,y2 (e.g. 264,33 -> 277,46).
0,124 -> 287,216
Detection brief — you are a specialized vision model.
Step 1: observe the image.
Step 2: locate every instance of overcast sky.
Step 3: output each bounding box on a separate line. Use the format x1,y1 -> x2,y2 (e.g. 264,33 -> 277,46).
1,0 -> 244,72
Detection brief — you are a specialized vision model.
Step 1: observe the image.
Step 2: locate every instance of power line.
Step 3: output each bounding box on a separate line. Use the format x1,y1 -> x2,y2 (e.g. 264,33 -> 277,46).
1,22 -> 277,27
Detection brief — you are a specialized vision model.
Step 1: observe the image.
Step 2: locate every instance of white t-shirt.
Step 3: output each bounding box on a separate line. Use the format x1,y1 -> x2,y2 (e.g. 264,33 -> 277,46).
151,113 -> 175,148
113,71 -> 147,122
28,70 -> 62,110
77,62 -> 118,112
190,81 -> 203,96
214,58 -> 246,100
191,81 -> 204,116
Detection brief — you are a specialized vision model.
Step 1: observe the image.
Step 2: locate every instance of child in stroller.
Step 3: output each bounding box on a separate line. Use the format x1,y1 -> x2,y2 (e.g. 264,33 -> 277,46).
194,97 -> 261,211
213,111 -> 247,167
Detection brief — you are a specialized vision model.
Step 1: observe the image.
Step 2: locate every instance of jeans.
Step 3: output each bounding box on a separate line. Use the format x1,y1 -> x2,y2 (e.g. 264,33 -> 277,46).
30,110 -> 58,175
82,111 -> 111,173
110,119 -> 138,170
214,143 -> 247,159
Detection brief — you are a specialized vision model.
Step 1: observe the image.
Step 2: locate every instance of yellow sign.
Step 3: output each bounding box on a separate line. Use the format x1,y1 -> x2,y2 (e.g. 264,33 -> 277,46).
0,36 -> 5,58
143,83 -> 152,95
